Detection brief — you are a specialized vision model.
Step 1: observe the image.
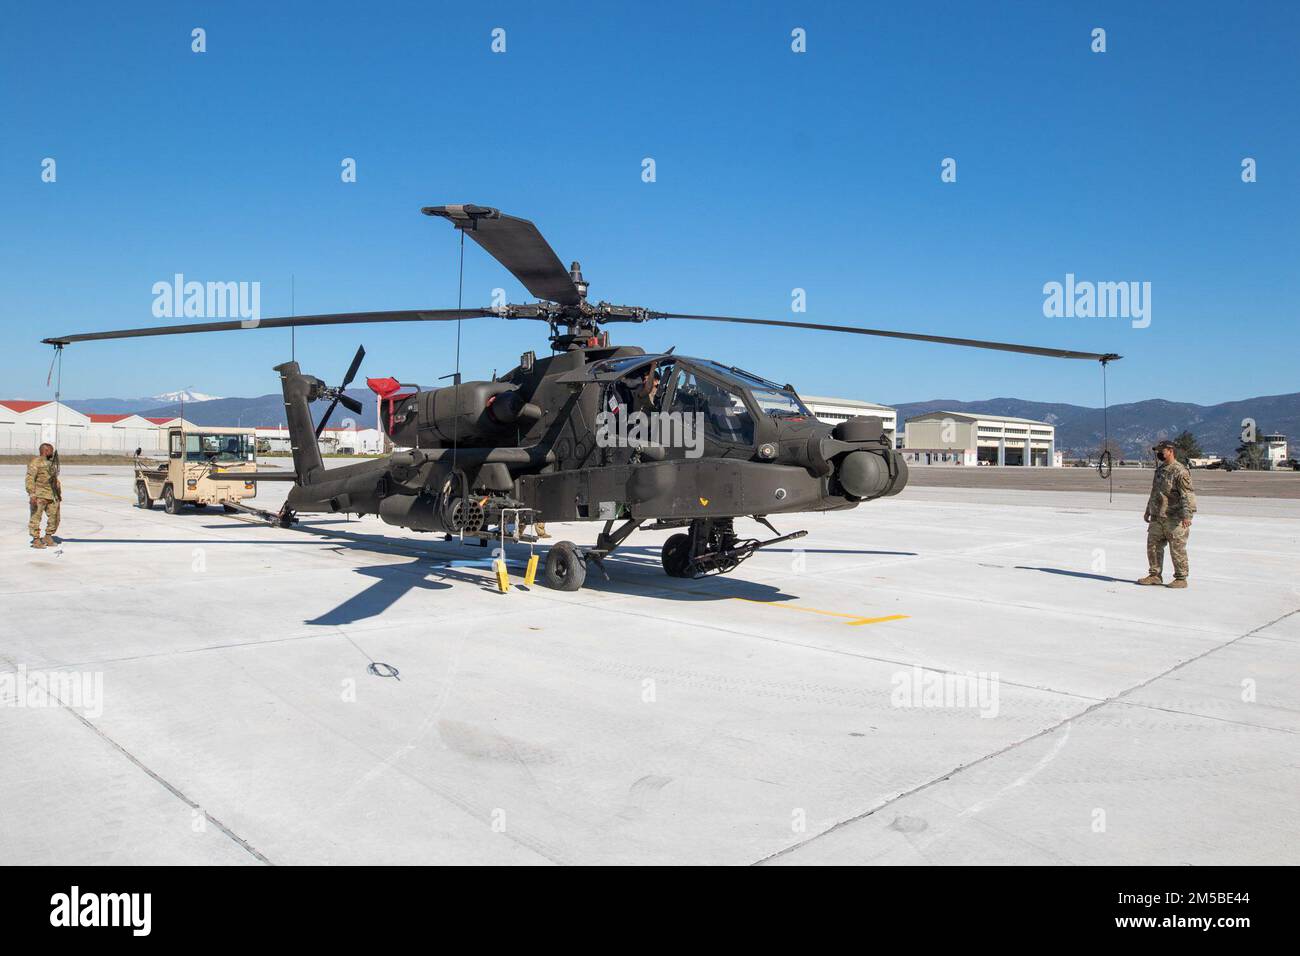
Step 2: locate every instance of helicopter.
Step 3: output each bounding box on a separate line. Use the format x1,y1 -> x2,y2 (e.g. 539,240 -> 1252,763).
43,204 -> 1120,591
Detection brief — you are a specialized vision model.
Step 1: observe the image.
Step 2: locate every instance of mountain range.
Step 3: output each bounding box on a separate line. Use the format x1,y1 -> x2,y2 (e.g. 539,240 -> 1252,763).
65,390 -> 223,415
63,389 -> 1298,458
889,394 -> 1299,458
66,389 -> 389,431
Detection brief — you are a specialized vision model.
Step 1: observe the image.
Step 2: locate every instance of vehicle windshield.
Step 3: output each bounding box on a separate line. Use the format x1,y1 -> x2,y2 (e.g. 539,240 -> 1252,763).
186,433 -> 254,463
695,361 -> 810,419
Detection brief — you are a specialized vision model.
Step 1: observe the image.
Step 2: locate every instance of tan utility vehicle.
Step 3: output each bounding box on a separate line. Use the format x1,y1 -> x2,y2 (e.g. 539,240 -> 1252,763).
134,426 -> 261,514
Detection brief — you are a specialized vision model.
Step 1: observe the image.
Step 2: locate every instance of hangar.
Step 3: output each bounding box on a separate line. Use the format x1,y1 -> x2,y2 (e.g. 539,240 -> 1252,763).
801,395 -> 898,446
86,413 -> 173,454
903,410 -> 1059,466
1,400 -> 185,455
1,398 -> 385,459
255,426 -> 386,455
1,400 -> 91,455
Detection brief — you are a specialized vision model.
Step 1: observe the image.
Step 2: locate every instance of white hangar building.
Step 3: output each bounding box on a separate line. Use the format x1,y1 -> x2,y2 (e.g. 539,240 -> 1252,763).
0,400 -> 185,455
0,400 -> 91,455
800,396 -> 898,445
903,410 -> 1060,467
255,426 -> 386,456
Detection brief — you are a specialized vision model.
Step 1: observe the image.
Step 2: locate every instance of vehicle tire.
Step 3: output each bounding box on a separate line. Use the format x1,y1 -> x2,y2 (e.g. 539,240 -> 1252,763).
136,482 -> 153,510
661,533 -> 694,578
163,485 -> 180,514
542,540 -> 586,591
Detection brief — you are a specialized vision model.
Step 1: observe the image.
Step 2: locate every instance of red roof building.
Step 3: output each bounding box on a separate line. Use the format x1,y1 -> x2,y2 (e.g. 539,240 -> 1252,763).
0,400 -> 52,414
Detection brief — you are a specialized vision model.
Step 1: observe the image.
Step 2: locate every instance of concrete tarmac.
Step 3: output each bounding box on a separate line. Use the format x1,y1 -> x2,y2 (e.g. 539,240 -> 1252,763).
908,463 -> 1300,498
2,464 -> 1297,865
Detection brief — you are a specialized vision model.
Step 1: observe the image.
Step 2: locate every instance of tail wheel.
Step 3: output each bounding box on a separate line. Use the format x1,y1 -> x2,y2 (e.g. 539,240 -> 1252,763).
136,482 -> 153,510
661,533 -> 694,578
163,485 -> 180,514
543,540 -> 587,591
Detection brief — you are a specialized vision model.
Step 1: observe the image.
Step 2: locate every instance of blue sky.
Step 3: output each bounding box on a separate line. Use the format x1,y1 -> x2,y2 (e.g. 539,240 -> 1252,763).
2,1 -> 1296,407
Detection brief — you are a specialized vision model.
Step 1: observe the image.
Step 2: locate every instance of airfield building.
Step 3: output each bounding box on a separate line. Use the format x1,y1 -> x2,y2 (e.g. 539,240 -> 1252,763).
801,396 -> 898,446
1260,433 -> 1288,469
255,426 -> 385,456
903,410 -> 1059,466
1,400 -> 185,455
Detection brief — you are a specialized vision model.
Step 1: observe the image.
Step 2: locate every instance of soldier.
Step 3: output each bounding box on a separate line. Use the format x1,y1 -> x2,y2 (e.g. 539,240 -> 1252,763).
27,442 -> 62,549
1137,439 -> 1196,588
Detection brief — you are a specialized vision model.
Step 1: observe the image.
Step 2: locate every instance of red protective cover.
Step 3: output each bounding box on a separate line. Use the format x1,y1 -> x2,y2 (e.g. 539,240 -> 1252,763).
366,377 -> 416,435
366,377 -> 403,399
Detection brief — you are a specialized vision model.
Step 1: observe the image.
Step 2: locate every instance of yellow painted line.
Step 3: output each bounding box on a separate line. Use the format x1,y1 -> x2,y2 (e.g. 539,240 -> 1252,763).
844,614 -> 910,627
732,597 -> 908,626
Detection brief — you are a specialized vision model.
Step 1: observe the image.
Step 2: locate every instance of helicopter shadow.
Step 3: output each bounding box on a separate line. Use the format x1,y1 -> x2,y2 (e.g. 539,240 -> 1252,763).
305,558 -> 456,626
581,550 -> 798,603
609,544 -> 917,560
1015,566 -> 1135,584
293,526 -> 527,624
190,517 -> 507,623
762,547 -> 917,557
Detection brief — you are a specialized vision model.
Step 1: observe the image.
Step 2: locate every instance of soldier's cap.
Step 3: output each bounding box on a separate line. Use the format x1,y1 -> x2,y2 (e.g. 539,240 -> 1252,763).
1152,439 -> 1176,452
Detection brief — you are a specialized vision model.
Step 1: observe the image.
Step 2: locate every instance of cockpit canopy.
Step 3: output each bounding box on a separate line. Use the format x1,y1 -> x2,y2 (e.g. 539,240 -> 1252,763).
573,353 -> 814,451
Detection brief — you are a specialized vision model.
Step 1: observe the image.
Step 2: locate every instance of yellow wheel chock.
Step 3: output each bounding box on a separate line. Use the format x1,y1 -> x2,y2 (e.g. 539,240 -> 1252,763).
498,508 -> 540,593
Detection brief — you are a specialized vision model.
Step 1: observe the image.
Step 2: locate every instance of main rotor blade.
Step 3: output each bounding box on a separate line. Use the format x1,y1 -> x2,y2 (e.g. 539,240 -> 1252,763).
42,309 -> 496,346
341,345 -> 366,388
650,313 -> 1121,362
422,205 -> 581,307
340,394 -> 364,415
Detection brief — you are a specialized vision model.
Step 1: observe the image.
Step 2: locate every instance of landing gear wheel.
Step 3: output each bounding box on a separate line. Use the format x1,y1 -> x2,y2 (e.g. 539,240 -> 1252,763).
136,482 -> 153,510
661,533 -> 694,578
543,540 -> 587,591
163,485 -> 180,514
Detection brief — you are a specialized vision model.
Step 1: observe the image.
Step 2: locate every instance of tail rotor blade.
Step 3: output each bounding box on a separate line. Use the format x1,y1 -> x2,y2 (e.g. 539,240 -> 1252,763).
315,398 -> 340,439
342,345 -> 365,388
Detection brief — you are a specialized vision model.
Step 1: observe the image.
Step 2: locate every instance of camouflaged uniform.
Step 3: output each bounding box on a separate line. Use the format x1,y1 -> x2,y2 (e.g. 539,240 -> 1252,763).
1145,458 -> 1196,580
26,454 -> 61,539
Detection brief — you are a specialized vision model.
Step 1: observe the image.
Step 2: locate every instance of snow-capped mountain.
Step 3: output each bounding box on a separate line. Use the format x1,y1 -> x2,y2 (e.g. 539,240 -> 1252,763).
151,389 -> 222,403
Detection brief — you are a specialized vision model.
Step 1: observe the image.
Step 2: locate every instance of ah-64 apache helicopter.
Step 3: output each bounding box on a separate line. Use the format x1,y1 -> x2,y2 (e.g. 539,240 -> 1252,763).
44,204 -> 1120,590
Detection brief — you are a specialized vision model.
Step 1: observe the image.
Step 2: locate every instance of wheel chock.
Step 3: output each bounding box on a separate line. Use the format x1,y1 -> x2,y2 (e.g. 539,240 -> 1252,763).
494,559 -> 510,594
524,554 -> 539,587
